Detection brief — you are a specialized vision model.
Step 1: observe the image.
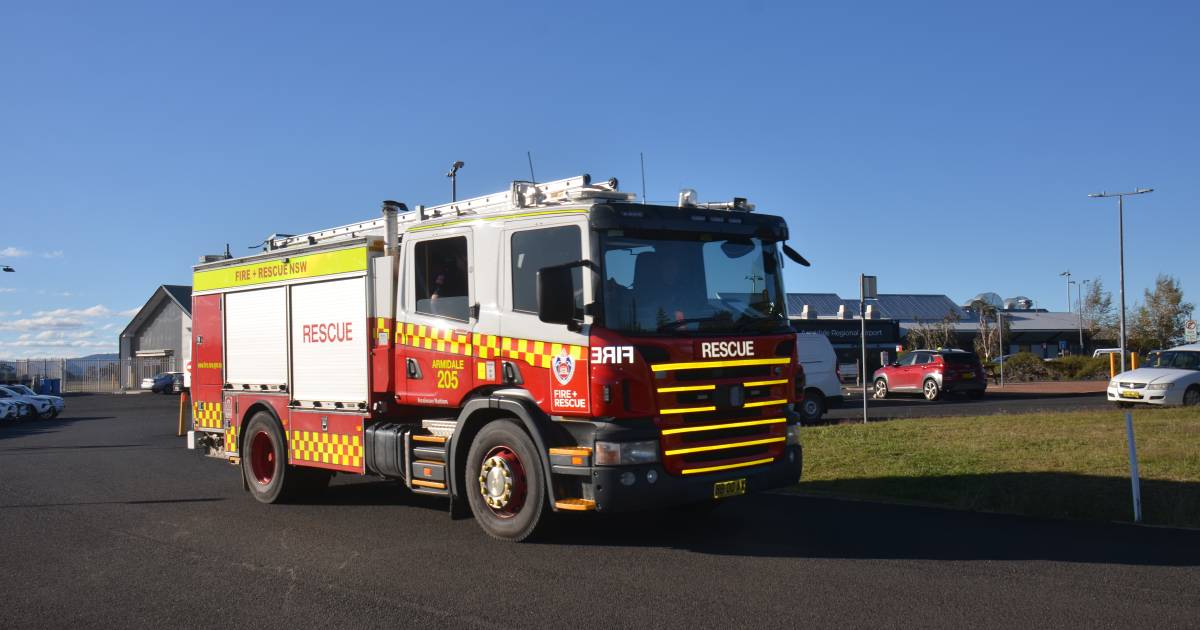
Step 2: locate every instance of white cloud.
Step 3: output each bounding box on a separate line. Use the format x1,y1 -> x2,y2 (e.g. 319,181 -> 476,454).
0,288 -> 16,293
32,304 -> 116,318
41,250 -> 64,259
0,246 -> 30,257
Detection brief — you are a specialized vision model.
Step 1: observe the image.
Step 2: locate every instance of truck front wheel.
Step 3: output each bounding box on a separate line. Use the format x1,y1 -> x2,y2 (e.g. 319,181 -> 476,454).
465,419 -> 547,542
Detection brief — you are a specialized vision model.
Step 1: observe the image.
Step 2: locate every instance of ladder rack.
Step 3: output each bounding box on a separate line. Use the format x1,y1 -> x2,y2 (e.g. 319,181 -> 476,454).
271,174 -> 633,250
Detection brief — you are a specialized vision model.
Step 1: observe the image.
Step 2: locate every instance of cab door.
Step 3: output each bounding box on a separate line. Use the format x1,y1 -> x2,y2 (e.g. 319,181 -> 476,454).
498,219 -> 591,416
397,230 -> 476,409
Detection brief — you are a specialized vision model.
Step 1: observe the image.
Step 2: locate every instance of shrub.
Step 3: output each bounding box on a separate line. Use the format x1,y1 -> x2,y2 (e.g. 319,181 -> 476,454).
1046,355 -> 1110,380
1000,352 -> 1050,382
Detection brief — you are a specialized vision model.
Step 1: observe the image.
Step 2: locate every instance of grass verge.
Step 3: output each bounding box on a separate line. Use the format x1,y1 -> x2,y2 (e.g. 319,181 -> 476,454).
795,408 -> 1200,529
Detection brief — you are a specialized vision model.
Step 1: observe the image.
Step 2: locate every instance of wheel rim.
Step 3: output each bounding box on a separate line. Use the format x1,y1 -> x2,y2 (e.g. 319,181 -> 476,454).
874,380 -> 887,398
478,445 -> 527,518
803,399 -> 820,417
924,381 -> 937,399
249,431 -> 276,485
1186,390 -> 1200,406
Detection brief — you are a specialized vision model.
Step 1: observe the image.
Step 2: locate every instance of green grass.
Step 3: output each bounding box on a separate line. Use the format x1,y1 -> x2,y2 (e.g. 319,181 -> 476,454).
796,408 -> 1200,528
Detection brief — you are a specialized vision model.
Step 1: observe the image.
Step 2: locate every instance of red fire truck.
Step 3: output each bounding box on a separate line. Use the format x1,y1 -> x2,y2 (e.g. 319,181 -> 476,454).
188,174 -> 807,541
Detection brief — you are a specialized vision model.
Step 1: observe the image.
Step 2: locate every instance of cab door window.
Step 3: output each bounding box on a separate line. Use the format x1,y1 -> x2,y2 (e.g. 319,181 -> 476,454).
510,225 -> 583,315
413,236 -> 470,322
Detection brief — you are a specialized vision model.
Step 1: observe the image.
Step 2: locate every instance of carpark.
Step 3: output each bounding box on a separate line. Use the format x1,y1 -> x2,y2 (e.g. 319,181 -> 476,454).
2,394 -> 1197,628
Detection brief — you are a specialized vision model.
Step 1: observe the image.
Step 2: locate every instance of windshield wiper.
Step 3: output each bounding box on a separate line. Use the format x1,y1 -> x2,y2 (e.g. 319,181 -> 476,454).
656,316 -> 728,332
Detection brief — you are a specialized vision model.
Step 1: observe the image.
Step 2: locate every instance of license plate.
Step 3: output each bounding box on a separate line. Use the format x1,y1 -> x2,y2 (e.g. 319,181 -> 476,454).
1120,390 -> 1143,399
713,478 -> 747,499
960,372 -> 974,380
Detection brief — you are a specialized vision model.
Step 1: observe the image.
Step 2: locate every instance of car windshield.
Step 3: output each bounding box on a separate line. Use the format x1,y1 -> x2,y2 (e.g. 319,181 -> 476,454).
9,385 -> 35,395
1153,351 -> 1200,370
600,232 -> 788,335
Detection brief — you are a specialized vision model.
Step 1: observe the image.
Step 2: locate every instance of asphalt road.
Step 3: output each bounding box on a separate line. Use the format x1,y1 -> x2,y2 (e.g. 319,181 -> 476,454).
2,395 -> 1198,629
824,388 -> 1110,422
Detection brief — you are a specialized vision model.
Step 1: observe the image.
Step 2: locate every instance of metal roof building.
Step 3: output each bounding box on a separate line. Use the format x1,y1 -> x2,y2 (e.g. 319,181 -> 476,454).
118,285 -> 192,389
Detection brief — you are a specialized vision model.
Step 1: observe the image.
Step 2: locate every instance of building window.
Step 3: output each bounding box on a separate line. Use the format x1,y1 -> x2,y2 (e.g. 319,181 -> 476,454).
414,236 -> 469,321
510,226 -> 582,314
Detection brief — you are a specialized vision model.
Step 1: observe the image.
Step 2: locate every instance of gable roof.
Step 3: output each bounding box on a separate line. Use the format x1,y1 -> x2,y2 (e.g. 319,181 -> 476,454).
119,285 -> 192,339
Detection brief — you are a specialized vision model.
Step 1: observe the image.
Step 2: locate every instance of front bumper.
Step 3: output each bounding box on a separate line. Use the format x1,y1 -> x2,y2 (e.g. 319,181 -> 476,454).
1107,386 -> 1177,405
583,445 -> 803,513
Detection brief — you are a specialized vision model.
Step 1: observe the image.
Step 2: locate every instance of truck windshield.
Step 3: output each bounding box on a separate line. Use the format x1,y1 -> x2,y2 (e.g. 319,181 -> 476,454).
599,232 -> 788,335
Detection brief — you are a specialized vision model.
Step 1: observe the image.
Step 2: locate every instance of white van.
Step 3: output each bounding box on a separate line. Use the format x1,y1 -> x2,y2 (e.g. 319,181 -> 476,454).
795,333 -> 844,423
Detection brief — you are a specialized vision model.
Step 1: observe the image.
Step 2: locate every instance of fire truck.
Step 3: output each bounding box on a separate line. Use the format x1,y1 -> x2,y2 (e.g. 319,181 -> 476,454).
188,174 -> 807,541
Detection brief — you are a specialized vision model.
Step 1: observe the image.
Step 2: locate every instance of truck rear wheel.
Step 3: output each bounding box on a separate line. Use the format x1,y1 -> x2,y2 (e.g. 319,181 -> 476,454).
465,419 -> 547,542
242,411 -> 306,504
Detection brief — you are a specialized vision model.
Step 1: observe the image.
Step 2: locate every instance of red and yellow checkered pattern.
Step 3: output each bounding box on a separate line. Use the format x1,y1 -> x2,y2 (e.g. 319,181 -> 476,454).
398,323 -> 585,369
225,423 -> 239,454
192,401 -> 222,430
290,430 -> 363,469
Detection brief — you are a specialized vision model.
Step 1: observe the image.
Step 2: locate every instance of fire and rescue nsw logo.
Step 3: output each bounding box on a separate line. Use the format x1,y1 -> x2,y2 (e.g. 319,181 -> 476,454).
552,350 -> 575,386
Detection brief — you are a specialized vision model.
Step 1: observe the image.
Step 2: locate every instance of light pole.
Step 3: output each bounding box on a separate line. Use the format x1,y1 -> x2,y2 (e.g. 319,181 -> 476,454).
1059,270 -> 1072,312
1079,279 -> 1090,353
1088,188 -> 1153,372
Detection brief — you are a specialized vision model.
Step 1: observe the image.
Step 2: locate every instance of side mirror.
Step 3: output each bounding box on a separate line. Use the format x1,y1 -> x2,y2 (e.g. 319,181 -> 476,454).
537,264 -> 578,328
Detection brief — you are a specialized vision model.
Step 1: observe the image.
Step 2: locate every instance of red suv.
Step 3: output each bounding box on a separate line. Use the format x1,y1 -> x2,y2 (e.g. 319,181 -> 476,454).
872,349 -> 986,401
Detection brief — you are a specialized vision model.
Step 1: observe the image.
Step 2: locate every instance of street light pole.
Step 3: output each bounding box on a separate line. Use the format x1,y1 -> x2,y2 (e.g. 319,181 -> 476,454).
1088,188 -> 1153,373
1059,270 -> 1072,313
1080,278 -> 1090,353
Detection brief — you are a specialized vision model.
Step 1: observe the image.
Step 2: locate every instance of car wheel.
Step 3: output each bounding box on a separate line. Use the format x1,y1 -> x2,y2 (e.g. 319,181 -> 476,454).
1183,386 -> 1200,407
465,418 -> 548,542
923,379 -> 941,401
800,389 -> 825,424
38,409 -> 54,420
872,378 -> 889,399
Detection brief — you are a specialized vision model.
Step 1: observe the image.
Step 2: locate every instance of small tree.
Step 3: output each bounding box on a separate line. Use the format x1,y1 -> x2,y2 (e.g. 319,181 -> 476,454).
1130,275 -> 1194,351
970,303 -> 1012,362
1081,277 -> 1117,344
906,309 -> 961,351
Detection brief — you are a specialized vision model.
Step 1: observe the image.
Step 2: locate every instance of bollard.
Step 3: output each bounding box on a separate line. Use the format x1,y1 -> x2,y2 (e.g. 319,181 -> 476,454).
177,390 -> 187,437
1109,353 -> 1117,378
1125,411 -> 1142,523
1131,352 -> 1139,370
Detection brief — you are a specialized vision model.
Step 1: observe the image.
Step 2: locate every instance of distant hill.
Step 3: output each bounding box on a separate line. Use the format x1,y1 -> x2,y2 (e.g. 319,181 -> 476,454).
74,353 -> 119,361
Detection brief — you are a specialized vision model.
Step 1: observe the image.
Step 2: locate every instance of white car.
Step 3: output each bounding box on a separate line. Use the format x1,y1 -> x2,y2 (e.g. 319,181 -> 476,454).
795,333 -> 844,424
0,399 -> 21,422
2,384 -> 65,418
0,386 -> 55,420
1107,343 -> 1200,407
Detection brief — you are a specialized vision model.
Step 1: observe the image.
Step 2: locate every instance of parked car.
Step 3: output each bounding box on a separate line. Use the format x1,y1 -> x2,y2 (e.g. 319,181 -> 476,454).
0,399 -> 21,422
0,385 -> 54,419
795,333 -> 844,424
2,384 -> 65,418
873,349 -> 986,401
143,372 -> 183,394
1107,343 -> 1200,407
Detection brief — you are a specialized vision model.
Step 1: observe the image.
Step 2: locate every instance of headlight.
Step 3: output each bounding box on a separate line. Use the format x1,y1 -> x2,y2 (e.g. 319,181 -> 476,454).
594,440 -> 659,465
1109,379 -> 1120,388
787,423 -> 802,446
1146,382 -> 1174,391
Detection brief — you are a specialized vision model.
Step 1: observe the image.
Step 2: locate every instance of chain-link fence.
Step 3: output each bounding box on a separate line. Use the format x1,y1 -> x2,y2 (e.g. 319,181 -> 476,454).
0,357 -> 179,393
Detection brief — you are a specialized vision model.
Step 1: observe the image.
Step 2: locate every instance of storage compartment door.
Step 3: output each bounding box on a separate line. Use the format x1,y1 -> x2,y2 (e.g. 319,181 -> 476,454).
225,287 -> 287,387
291,278 -> 368,405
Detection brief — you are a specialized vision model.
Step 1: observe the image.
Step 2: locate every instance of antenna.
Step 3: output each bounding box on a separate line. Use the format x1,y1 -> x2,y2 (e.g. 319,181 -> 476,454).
224,243 -> 232,259
526,151 -> 537,184
639,152 -> 647,204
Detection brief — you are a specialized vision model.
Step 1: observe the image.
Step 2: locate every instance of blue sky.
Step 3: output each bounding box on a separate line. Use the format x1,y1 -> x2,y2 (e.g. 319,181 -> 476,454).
1,1 -> 1196,357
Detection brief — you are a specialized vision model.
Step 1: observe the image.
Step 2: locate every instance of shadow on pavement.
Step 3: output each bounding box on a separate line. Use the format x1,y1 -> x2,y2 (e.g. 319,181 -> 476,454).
0,416 -> 114,441
538,489 -> 1200,566
0,497 -> 226,509
305,474 -> 1200,567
